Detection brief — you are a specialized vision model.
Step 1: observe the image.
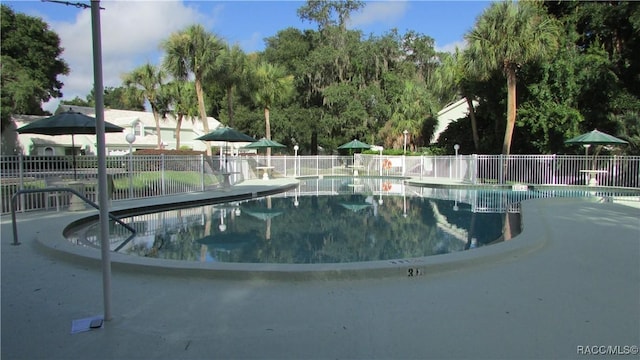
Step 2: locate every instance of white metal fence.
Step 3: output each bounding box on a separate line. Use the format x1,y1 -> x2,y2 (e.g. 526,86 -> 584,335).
283,179 -> 637,213
2,154 -> 639,214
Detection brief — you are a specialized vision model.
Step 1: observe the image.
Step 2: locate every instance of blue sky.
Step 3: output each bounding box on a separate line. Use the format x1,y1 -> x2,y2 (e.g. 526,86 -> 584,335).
4,0 -> 491,111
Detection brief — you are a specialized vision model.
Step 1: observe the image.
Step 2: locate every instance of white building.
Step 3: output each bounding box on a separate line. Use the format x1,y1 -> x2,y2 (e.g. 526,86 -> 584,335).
432,98 -> 478,144
3,105 -> 223,155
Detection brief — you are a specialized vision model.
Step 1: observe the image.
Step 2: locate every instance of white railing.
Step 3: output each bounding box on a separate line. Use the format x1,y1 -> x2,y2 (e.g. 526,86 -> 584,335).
279,180 -> 636,214
2,154 -> 639,214
472,154 -> 640,187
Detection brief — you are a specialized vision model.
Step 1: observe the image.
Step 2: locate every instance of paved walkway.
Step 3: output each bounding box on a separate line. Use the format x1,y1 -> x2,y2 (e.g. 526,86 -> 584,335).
2,179 -> 639,359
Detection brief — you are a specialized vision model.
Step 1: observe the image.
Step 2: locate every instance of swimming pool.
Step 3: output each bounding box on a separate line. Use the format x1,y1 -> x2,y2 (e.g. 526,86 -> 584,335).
65,177 -> 639,265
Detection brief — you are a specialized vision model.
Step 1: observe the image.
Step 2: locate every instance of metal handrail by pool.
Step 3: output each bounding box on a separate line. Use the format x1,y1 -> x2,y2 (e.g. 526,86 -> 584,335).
10,188 -> 136,246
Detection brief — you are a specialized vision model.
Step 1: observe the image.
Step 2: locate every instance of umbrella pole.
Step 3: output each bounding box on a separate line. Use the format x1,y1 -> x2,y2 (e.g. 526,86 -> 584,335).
592,146 -> 602,171
584,145 -> 589,183
225,143 -> 228,172
219,145 -> 223,171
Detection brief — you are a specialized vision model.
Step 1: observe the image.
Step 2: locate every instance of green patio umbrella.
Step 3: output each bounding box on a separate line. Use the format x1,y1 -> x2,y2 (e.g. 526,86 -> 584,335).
243,138 -> 286,169
241,207 -> 285,221
16,109 -> 124,179
243,138 -> 286,150
337,139 -> 371,151
241,197 -> 281,239
338,139 -> 371,171
196,127 -> 257,172
565,129 -> 628,147
565,129 -> 628,174
565,129 -> 628,158
339,202 -> 372,213
196,127 -> 257,142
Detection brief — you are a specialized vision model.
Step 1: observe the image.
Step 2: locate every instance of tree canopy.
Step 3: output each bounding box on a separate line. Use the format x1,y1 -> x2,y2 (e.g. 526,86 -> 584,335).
122,63 -> 166,149
61,86 -> 145,111
465,1 -> 561,156
8,1 -> 640,155
161,24 -> 225,156
437,1 -> 639,155
1,4 -> 69,131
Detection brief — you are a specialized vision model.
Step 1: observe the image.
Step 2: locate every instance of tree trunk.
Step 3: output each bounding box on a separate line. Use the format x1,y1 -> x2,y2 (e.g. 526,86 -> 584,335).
201,209 -> 211,262
151,108 -> 162,149
464,95 -> 480,153
501,67 -> 518,183
266,197 -> 272,240
502,68 -> 517,156
465,212 -> 477,250
227,86 -> 234,128
175,114 -> 183,150
311,130 -> 318,155
195,78 -> 212,156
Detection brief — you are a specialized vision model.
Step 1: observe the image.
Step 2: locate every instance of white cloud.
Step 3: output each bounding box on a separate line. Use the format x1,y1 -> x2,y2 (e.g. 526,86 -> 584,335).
436,39 -> 467,54
348,0 -> 408,29
205,2 -> 224,28
48,0 -> 206,109
239,32 -> 264,53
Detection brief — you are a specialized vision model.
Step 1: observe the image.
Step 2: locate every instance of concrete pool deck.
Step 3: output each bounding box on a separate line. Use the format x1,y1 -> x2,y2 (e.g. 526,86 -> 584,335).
2,178 -> 639,359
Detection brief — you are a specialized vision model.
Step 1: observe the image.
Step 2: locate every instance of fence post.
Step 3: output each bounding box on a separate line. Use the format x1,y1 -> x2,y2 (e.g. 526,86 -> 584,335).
402,155 -> 406,176
612,155 -> 617,187
18,154 -> 24,186
18,154 -> 25,212
434,157 -> 438,178
161,154 -> 166,195
128,152 -> 133,199
283,155 -> 287,177
472,155 -> 477,184
552,154 -> 557,185
498,154 -> 504,185
200,154 -> 205,191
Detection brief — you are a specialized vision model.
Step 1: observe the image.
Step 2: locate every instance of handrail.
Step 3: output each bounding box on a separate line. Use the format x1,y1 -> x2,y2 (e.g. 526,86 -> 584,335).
11,187 -> 136,247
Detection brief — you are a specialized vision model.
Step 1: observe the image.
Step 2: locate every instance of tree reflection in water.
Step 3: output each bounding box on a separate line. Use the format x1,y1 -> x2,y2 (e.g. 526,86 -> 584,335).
76,180 -> 607,263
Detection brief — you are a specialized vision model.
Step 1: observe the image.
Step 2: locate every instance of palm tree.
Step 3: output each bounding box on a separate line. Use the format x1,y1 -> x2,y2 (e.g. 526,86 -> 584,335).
464,1 -> 560,156
385,79 -> 434,150
214,44 -> 248,128
162,24 -> 224,156
164,80 -> 198,149
122,63 -> 166,149
251,61 -> 294,158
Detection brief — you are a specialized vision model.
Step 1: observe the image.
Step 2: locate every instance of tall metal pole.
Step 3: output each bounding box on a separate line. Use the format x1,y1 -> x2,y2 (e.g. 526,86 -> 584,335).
91,0 -> 112,321
403,130 -> 408,155
379,147 -> 383,176
128,142 -> 133,198
454,144 -> 460,180
126,133 -> 135,199
294,145 -> 298,176
403,130 -> 408,175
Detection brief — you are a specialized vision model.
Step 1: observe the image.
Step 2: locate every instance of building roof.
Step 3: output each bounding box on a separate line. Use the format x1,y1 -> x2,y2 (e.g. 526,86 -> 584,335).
59,105 -> 220,134
432,98 -> 478,144
7,106 -> 224,155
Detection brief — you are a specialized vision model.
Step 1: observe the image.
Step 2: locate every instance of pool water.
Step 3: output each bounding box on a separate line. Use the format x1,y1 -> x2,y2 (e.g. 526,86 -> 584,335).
66,178 -> 639,264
